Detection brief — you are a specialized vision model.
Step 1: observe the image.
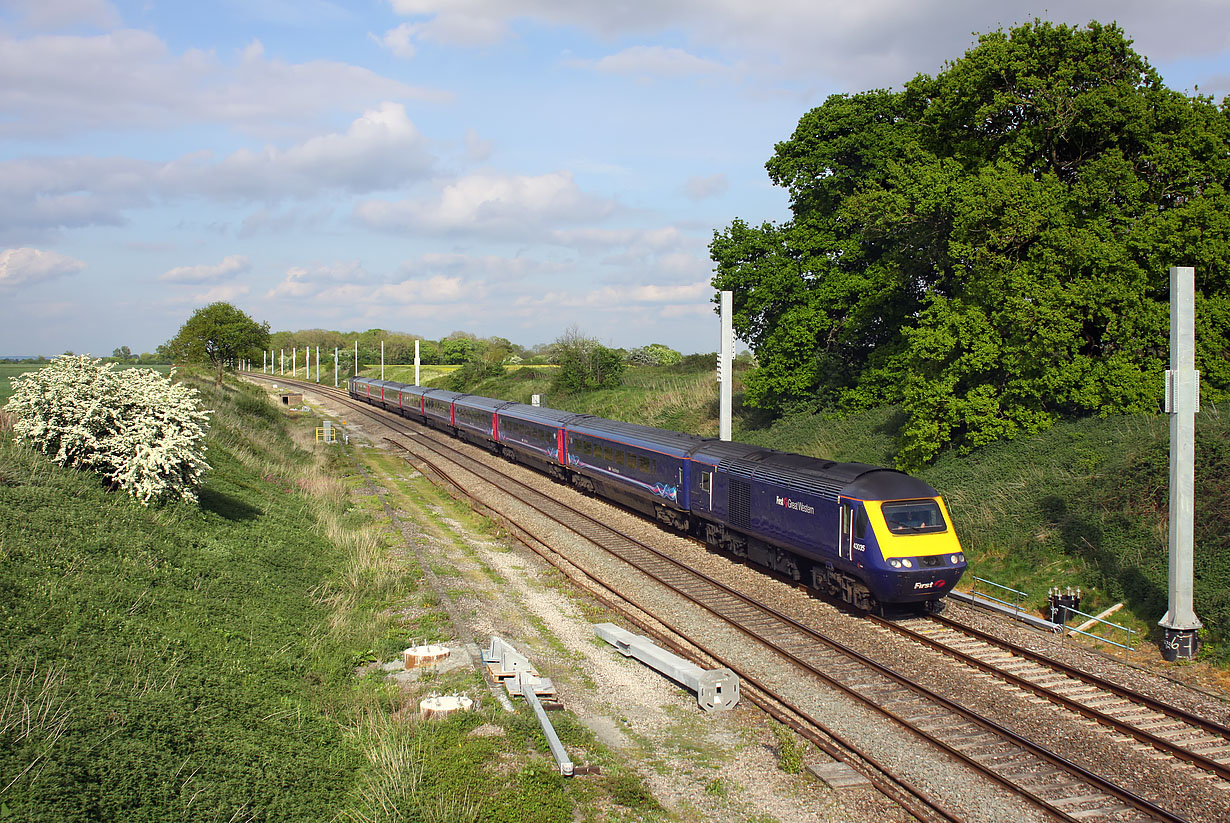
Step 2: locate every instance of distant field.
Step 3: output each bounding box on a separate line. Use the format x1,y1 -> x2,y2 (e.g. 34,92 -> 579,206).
0,363 -> 172,405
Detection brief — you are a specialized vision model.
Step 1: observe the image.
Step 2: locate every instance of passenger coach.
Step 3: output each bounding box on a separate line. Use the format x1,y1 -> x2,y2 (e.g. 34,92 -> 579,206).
348,376 -> 965,611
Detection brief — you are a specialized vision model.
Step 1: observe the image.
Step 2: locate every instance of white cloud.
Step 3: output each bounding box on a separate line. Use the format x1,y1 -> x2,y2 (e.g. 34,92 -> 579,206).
684,173 -> 728,200
576,45 -> 726,77
370,276 -> 471,304
163,102 -> 434,200
354,171 -> 617,238
266,261 -> 371,299
2,0 -> 121,30
0,247 -> 86,288
0,104 -> 435,240
375,23 -> 419,58
386,1 -> 1230,92
160,255 -> 251,284
162,282 -> 252,306
0,29 -> 443,138
464,129 -> 493,163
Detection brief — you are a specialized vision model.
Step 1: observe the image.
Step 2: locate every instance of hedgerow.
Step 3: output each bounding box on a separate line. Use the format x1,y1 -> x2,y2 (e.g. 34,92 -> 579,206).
4,355 -> 211,505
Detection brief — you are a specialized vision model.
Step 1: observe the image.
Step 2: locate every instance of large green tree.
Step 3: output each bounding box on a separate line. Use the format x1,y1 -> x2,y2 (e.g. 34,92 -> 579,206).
168,302 -> 271,385
712,20 -> 1230,468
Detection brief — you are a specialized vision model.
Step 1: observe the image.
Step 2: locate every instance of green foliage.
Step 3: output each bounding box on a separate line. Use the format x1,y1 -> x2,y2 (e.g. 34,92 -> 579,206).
167,302 -> 271,385
770,723 -> 804,774
626,343 -> 683,366
712,20 -> 1230,468
603,772 -> 662,810
446,358 -> 507,391
5,356 -> 210,505
550,327 -> 624,393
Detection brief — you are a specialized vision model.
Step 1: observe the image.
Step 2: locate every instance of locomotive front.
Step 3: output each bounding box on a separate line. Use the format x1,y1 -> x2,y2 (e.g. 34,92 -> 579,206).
860,494 -> 966,605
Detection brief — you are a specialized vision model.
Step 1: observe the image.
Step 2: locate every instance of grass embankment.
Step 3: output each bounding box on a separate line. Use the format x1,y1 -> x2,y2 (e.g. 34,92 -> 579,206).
0,371 -> 663,821
440,363 -> 1230,665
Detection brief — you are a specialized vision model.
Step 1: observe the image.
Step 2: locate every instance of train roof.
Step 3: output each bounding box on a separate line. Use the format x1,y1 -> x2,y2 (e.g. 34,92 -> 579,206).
421,388 -> 466,403
453,394 -> 515,412
693,441 -> 938,502
497,402 -> 590,427
566,416 -> 708,458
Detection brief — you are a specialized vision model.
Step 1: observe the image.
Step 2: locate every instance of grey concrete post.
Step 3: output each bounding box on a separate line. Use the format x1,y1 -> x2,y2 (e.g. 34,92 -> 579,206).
595,623 -> 738,711
1159,265 -> 1202,660
415,339 -> 420,385
719,290 -> 733,441
334,347 -> 338,388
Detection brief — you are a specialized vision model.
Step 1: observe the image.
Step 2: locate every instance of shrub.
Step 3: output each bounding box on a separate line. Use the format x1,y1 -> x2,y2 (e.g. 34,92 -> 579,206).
4,355 -> 211,505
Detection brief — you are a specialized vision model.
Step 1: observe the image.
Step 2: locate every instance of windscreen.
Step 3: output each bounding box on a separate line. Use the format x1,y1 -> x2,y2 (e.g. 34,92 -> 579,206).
881,499 -> 946,534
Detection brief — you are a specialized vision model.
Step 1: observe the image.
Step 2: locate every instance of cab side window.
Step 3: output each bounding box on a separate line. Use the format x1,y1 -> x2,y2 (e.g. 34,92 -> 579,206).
855,506 -> 869,540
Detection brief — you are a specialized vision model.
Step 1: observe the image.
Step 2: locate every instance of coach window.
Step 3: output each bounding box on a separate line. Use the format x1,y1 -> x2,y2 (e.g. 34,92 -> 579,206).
699,471 -> 711,493
855,506 -> 868,540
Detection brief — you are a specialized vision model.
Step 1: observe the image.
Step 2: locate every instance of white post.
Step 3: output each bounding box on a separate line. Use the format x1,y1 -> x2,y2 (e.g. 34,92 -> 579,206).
292,348 -> 297,377
334,347 -> 339,388
414,339 -> 420,385
316,346 -> 320,383
354,340 -> 358,379
381,340 -> 385,381
1159,265 -> 1202,660
719,290 -> 733,442
280,349 -> 284,375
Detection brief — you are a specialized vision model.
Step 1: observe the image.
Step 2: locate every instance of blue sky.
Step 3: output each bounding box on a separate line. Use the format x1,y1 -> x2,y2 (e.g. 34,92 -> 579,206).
2,0 -> 1228,357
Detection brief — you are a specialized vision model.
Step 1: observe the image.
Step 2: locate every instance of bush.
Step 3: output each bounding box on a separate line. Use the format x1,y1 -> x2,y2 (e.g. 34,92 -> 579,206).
4,355 -> 211,505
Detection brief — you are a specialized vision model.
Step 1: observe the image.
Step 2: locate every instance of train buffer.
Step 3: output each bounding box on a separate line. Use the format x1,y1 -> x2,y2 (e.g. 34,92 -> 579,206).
593,623 -> 739,712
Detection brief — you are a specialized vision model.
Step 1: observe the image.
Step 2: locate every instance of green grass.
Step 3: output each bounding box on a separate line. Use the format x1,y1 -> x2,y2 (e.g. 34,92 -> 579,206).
0,374 -> 365,820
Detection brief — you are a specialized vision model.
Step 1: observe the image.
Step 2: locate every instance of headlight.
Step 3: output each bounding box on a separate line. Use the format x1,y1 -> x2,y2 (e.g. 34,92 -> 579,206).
951,554 -> 960,564
901,558 -> 913,568
889,559 -> 901,568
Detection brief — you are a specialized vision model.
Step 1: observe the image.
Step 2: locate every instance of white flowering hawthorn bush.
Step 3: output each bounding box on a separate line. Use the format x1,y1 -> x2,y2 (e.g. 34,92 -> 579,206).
4,355 -> 212,505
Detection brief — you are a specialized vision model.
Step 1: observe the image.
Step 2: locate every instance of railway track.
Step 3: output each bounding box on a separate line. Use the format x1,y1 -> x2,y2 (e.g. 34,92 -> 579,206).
869,614 -> 1230,783
249,373 -> 1225,822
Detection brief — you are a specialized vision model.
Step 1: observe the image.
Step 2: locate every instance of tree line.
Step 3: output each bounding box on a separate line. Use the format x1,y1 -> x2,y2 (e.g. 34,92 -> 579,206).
163,302 -> 691,391
711,20 -> 1230,468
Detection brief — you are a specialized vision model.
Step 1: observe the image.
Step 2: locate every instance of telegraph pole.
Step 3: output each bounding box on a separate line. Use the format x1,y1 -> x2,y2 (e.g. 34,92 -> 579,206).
415,339 -> 420,385
334,347 -> 338,388
354,340 -> 358,379
381,340 -> 385,381
1159,266 -> 1202,660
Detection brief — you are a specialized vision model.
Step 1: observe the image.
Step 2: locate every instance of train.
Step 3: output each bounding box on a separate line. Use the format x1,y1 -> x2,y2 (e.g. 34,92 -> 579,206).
349,376 -> 966,612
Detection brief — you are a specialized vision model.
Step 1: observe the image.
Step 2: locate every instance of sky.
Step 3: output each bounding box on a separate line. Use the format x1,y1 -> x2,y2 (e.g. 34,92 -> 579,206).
1,1 -> 1228,357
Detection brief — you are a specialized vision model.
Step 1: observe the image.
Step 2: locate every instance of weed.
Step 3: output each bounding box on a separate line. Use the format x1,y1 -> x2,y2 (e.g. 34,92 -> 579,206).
771,723 -> 804,774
